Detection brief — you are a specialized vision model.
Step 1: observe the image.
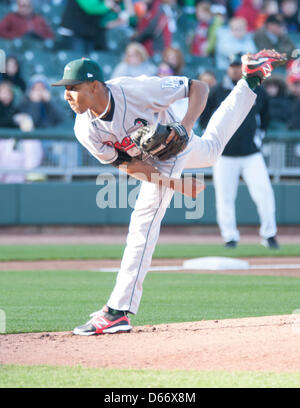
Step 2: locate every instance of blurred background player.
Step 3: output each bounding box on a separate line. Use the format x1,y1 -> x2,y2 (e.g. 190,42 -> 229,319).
200,52 -> 279,249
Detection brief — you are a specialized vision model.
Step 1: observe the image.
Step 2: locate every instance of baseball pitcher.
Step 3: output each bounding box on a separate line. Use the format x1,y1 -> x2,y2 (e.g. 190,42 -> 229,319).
52,49 -> 287,335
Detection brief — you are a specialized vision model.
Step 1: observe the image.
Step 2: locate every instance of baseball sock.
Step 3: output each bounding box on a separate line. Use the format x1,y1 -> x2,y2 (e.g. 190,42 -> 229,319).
107,306 -> 126,316
243,76 -> 261,90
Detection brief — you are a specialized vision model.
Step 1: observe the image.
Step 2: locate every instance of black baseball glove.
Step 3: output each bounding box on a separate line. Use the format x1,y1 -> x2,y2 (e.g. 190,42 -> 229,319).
130,122 -> 189,161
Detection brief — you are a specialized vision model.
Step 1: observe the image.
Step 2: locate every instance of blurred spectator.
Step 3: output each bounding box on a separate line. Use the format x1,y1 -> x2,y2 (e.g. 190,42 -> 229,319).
0,81 -> 33,131
110,42 -> 157,78
263,76 -> 291,128
0,81 -> 19,128
57,0 -> 110,53
131,0 -> 174,56
215,17 -> 256,70
177,0 -> 196,16
17,75 -> 68,168
133,1 -> 147,19
0,81 -> 43,183
206,4 -> 227,56
287,63 -> 300,129
157,60 -> 174,76
280,0 -> 300,33
254,14 -> 295,57
0,0 -> 54,40
226,0 -> 240,17
190,1 -> 224,56
0,56 -> 26,95
101,0 -> 136,29
162,46 -> 184,75
255,0 -> 279,28
198,69 -> 217,88
161,0 -> 178,33
17,75 -> 63,129
198,0 -> 236,18
234,0 -> 264,32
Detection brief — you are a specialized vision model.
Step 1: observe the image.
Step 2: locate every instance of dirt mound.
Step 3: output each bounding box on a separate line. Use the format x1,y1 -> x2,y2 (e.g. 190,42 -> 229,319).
1,315 -> 300,372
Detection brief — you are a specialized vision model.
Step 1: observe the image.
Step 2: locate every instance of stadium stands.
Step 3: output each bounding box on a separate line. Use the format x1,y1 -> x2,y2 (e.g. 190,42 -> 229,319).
0,0 -> 300,183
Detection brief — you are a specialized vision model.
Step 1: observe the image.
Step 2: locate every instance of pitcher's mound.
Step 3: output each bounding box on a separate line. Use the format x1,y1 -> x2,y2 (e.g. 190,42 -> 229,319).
1,314 -> 300,372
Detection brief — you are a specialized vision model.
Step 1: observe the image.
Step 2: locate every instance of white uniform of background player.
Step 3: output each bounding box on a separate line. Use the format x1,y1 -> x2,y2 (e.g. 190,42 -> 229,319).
74,75 -> 256,315
200,58 -> 278,248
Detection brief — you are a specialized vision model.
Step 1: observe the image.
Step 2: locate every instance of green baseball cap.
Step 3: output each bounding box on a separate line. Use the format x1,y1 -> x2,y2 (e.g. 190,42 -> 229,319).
51,58 -> 104,87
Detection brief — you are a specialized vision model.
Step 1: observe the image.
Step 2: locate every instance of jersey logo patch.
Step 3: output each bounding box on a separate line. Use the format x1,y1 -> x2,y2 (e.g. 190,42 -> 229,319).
103,137 -> 141,157
161,77 -> 183,89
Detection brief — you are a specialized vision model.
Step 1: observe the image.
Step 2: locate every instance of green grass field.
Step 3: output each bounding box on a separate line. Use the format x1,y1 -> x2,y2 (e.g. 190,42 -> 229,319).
1,243 -> 300,388
1,365 -> 300,388
0,243 -> 299,261
1,270 -> 300,332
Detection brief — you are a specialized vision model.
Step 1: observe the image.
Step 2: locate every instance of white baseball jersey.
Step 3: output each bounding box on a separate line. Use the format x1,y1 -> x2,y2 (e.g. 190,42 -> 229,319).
71,76 -> 257,316
74,75 -> 190,165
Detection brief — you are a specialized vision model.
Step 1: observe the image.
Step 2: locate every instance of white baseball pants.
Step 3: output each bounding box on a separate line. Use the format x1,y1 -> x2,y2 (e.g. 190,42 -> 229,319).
107,79 -> 257,314
213,152 -> 277,243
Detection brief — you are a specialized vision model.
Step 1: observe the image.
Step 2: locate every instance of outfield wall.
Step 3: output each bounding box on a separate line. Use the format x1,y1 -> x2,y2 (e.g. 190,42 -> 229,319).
1,182 -> 299,225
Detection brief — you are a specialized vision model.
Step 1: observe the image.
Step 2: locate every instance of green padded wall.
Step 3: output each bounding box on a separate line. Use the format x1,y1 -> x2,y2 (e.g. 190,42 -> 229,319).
0,182 -> 299,225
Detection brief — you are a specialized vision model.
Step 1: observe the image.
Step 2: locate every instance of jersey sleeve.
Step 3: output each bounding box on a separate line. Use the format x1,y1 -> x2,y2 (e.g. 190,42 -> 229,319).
134,75 -> 190,112
74,116 -> 118,165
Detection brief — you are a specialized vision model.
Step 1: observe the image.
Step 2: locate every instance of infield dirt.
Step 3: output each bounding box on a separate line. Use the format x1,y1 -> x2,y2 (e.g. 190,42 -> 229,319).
1,314 -> 300,372
1,226 -> 300,372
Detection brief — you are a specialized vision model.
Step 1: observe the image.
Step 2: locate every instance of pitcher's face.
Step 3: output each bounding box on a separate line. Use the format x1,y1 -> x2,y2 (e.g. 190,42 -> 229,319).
64,82 -> 95,114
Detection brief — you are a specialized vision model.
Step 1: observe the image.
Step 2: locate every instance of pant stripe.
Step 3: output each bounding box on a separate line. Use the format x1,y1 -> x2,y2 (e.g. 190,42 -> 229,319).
128,157 -> 178,312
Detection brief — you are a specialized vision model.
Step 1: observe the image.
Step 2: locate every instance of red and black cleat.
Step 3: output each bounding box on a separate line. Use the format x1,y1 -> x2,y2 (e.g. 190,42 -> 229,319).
242,49 -> 288,82
73,305 -> 132,336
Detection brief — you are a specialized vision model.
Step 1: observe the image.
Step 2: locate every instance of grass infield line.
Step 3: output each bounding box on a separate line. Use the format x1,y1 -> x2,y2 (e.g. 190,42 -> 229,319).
0,243 -> 299,261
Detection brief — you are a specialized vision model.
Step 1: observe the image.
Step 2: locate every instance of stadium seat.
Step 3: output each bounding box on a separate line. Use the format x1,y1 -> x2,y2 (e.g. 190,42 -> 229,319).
184,55 -> 215,78
88,50 -> 122,80
289,32 -> 300,48
37,0 -> 65,28
172,31 -> 190,55
53,50 -> 83,66
0,2 -> 9,19
21,49 -> 57,80
106,27 -> 132,54
176,13 -> 197,35
185,55 -> 214,68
